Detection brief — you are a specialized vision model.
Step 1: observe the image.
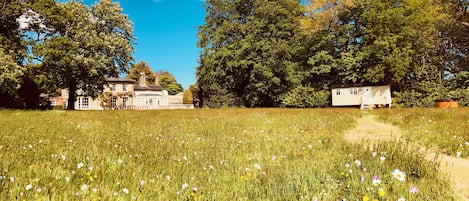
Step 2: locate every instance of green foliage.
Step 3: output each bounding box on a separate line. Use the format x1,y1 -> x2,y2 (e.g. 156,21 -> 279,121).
0,48 -> 25,95
197,0 -> 304,107
32,0 -> 135,110
127,61 -> 156,83
182,89 -> 193,104
282,86 -> 330,108
157,70 -> 183,95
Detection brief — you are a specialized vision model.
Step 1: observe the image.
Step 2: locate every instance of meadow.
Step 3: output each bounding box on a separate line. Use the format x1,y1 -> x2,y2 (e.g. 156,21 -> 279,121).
0,109 -> 456,200
373,108 -> 469,159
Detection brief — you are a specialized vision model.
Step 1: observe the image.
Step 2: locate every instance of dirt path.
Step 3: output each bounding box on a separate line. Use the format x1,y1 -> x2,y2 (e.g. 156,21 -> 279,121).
344,115 -> 469,200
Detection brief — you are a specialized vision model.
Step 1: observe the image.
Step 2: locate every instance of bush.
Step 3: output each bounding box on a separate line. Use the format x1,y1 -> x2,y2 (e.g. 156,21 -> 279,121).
448,88 -> 469,106
282,86 -> 330,108
182,89 -> 193,104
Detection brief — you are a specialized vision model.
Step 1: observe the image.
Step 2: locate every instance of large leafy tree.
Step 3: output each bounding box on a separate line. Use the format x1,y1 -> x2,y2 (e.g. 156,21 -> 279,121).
0,0 -> 27,104
33,0 -> 134,110
127,61 -> 157,83
156,70 -> 183,95
297,0 -> 449,106
197,0 -> 304,107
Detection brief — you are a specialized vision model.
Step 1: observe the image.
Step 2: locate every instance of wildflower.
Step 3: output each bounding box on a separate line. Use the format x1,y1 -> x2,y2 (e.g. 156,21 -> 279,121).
372,152 -> 377,158
254,163 -> 261,170
61,155 -> 66,161
360,175 -> 365,182
92,187 -> 97,193
379,156 -> 386,162
113,191 -> 118,196
392,169 -> 406,182
77,163 -> 84,169
409,186 -> 418,194
355,160 -> 361,166
272,155 -> 277,161
80,184 -> 88,191
182,183 -> 189,189
122,188 -> 129,194
88,166 -> 93,171
25,184 -> 33,191
345,162 -> 350,168
378,188 -> 386,197
397,197 -> 406,201
140,180 -> 145,186
456,151 -> 462,158
372,175 -> 381,186
363,195 -> 370,201
176,191 -> 180,195
166,175 -> 171,182
192,186 -> 198,191
245,166 -> 250,171
65,177 -> 70,183
118,159 -> 123,165
9,176 -> 14,183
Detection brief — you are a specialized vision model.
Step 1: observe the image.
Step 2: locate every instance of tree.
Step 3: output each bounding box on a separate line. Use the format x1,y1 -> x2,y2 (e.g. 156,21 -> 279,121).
197,0 -> 304,107
33,0 -> 134,110
156,70 -> 183,95
127,61 -> 157,83
0,48 -> 25,96
182,89 -> 193,104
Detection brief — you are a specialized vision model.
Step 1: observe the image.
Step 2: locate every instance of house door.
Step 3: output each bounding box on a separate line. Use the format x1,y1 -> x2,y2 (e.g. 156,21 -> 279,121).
362,87 -> 372,104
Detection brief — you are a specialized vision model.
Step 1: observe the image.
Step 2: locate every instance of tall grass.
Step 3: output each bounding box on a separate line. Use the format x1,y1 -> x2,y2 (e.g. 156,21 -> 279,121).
0,109 -> 455,200
373,108 -> 469,158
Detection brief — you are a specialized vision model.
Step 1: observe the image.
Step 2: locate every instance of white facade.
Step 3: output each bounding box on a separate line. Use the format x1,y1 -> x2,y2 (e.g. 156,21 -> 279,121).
61,75 -> 193,110
331,85 -> 392,109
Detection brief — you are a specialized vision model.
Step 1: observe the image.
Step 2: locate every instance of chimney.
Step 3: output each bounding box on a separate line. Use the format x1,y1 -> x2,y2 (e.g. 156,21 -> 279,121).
139,71 -> 146,85
155,73 -> 159,86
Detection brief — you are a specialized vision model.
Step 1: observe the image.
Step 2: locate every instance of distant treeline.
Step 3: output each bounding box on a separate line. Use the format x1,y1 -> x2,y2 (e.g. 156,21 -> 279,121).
196,0 -> 469,108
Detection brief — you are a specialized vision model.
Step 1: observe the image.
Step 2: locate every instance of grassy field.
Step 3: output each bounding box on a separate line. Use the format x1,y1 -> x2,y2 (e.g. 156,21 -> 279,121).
373,108 -> 469,158
0,109 -> 456,200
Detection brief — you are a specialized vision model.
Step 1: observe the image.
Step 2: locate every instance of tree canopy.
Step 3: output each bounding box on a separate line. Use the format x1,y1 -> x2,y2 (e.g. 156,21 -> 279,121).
197,0 -> 469,107
156,70 -> 183,95
1,0 -> 135,109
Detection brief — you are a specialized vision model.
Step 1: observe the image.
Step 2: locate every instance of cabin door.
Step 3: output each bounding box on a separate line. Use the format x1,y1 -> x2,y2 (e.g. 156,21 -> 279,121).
362,87 -> 372,104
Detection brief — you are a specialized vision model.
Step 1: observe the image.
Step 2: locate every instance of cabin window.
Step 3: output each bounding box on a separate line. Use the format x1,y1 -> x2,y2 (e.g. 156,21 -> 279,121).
336,89 -> 341,95
350,88 -> 358,95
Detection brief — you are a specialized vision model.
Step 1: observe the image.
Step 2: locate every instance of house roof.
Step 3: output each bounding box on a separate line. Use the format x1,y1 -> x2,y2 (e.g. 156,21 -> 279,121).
106,77 -> 136,83
134,84 -> 164,91
330,83 -> 390,89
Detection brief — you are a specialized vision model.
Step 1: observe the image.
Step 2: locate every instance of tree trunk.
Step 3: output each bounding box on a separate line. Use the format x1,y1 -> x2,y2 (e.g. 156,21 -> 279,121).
67,83 -> 76,110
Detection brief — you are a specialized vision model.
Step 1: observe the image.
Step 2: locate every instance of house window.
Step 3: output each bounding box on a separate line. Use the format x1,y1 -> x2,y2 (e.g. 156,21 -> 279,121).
82,97 -> 89,109
336,89 -> 341,95
122,97 -> 128,109
111,84 -> 116,91
350,88 -> 358,95
111,97 -> 117,109
148,99 -> 153,105
123,84 -> 127,92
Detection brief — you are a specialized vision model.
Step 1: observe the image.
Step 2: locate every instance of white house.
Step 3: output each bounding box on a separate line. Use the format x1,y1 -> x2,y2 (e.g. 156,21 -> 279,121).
61,72 -> 192,110
331,84 -> 392,109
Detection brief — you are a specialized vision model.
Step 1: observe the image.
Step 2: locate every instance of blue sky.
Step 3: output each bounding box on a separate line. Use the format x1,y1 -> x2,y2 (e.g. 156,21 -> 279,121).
83,0 -> 206,89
